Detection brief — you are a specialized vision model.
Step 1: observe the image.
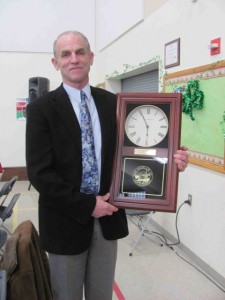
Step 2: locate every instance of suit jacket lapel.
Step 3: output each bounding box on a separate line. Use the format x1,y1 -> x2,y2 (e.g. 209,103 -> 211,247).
49,85 -> 112,161
50,85 -> 82,151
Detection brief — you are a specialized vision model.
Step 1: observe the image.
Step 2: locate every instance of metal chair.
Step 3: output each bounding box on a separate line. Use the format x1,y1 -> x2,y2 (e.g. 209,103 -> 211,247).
0,231 -> 7,249
0,193 -> 20,234
0,269 -> 6,300
0,176 -> 18,206
126,209 -> 163,256
0,229 -> 8,259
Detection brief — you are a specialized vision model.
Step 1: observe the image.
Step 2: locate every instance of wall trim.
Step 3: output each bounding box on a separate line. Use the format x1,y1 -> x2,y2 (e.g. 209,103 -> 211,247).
1,166 -> 28,181
149,218 -> 225,292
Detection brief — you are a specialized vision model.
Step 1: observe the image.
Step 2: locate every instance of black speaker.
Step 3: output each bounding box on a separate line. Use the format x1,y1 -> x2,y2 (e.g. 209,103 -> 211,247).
28,77 -> 50,102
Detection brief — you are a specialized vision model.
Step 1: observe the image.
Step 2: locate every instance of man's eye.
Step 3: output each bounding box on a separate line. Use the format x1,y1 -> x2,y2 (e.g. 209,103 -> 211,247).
77,50 -> 85,55
62,52 -> 70,57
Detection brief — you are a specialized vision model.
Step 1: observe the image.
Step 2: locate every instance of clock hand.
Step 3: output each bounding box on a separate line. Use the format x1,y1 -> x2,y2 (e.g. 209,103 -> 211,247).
145,123 -> 149,146
139,110 -> 149,130
139,110 -> 150,146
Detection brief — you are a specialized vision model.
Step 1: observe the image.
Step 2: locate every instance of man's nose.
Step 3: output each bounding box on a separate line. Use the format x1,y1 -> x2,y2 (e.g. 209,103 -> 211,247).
71,53 -> 79,62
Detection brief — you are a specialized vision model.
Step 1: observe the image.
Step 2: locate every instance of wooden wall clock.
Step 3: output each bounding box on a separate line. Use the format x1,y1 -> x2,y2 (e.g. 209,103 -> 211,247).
110,93 -> 182,212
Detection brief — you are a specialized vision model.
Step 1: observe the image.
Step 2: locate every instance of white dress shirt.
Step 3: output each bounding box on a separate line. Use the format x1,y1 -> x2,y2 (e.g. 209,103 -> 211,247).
63,83 -> 102,190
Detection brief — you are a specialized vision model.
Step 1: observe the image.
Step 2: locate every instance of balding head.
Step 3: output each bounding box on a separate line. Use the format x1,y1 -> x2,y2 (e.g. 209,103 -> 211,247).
53,31 -> 91,58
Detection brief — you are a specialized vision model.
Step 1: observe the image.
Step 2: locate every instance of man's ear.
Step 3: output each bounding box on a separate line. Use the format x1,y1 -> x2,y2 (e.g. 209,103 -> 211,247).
52,58 -> 59,70
90,52 -> 94,66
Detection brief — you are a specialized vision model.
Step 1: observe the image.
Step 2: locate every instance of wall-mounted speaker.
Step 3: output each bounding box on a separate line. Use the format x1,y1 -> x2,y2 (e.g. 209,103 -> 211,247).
28,77 -> 50,102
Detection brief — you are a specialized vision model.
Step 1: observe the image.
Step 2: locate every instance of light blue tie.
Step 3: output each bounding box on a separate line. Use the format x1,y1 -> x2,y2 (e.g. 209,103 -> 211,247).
80,91 -> 99,194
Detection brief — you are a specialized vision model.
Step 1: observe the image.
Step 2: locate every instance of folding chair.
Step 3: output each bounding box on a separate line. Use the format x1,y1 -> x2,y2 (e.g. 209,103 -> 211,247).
0,229 -> 7,260
0,269 -> 6,300
0,231 -> 7,249
0,193 -> 20,234
0,176 -> 18,206
126,209 -> 163,256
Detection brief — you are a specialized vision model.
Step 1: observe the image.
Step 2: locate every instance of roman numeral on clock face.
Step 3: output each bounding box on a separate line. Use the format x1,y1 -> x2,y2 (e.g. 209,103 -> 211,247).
136,137 -> 141,144
158,132 -> 165,138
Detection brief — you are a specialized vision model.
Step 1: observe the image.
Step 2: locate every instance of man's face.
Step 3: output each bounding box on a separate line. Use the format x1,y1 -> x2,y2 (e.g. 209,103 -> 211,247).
52,33 -> 94,89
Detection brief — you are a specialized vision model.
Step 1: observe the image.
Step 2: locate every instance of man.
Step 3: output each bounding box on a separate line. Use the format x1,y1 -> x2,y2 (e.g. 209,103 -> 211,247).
26,30 -> 188,300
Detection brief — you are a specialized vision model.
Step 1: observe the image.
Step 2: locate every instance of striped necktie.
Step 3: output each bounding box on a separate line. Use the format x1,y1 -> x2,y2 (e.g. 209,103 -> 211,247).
80,91 -> 99,194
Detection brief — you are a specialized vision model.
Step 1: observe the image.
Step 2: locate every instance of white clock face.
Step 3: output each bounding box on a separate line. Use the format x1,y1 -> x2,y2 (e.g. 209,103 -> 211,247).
125,105 -> 169,147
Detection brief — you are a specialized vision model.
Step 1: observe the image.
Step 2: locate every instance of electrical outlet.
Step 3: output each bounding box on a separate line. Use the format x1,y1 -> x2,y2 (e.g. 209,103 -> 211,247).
188,194 -> 192,206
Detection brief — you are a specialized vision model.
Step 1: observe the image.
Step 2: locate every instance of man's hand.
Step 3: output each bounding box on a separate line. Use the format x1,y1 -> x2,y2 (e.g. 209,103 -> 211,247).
174,146 -> 189,172
92,192 -> 118,218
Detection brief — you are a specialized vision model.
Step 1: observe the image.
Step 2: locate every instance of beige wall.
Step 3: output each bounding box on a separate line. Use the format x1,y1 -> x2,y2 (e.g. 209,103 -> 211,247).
144,0 -> 169,18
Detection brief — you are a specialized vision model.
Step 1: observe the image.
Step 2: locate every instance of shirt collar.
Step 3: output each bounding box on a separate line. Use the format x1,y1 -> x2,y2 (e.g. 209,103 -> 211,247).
63,83 -> 91,102
82,85 -> 91,101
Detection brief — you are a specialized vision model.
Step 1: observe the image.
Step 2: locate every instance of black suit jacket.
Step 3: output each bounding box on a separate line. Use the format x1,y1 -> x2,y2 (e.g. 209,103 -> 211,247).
26,84 -> 128,255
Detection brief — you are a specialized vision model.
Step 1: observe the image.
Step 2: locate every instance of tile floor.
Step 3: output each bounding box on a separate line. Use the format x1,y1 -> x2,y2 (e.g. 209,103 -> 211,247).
1,180 -> 225,300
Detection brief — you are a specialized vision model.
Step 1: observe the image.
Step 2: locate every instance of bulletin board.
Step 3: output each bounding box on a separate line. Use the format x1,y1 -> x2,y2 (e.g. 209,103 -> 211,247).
164,61 -> 225,174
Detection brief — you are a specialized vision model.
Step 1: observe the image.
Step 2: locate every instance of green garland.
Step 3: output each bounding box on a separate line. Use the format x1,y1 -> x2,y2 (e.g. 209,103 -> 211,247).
105,56 -> 164,91
182,80 -> 204,121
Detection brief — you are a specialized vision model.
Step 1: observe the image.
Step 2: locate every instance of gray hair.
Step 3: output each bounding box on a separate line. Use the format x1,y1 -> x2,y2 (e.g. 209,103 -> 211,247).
53,30 -> 91,57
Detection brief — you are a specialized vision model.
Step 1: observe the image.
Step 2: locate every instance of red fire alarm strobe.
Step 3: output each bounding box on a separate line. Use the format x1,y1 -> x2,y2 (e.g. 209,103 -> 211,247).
210,37 -> 221,55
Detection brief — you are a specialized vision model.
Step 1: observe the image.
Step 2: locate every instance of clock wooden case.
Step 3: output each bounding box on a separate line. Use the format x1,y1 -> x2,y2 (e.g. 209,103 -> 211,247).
110,93 -> 182,212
